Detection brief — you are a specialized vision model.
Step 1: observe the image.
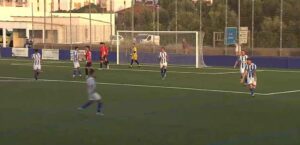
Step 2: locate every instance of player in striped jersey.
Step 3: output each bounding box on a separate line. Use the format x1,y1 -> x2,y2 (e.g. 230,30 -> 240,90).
241,58 -> 257,97
72,46 -> 82,78
159,47 -> 168,80
78,69 -> 104,116
32,49 -> 41,80
85,46 -> 92,77
234,50 -> 248,76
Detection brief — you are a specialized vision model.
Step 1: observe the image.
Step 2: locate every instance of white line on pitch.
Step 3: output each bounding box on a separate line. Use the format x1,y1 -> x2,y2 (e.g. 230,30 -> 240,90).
0,76 -> 263,96
10,63 -> 239,75
264,90 -> 300,96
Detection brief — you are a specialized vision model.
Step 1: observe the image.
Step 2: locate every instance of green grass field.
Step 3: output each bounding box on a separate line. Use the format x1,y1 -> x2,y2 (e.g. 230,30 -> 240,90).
1,58 -> 300,145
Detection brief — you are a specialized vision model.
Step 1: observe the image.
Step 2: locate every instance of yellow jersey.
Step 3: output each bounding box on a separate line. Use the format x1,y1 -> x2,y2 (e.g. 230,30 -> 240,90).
131,47 -> 138,60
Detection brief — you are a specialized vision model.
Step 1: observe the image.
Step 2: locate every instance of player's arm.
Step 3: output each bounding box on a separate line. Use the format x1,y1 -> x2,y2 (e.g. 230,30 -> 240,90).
234,57 -> 240,68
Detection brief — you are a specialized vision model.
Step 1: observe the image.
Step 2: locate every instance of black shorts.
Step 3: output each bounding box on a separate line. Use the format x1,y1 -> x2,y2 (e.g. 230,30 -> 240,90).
100,55 -> 108,61
86,62 -> 92,67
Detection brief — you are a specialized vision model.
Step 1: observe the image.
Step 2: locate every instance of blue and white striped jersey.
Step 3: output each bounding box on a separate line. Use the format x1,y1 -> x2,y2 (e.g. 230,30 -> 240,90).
238,55 -> 248,68
73,50 -> 79,62
159,52 -> 167,64
32,53 -> 41,66
245,63 -> 257,78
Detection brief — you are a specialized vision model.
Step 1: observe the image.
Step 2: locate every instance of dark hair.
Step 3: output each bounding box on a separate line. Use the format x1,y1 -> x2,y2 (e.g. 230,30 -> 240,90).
34,49 -> 38,52
247,58 -> 252,61
85,46 -> 90,49
89,68 -> 95,75
100,42 -> 105,44
75,46 -> 79,49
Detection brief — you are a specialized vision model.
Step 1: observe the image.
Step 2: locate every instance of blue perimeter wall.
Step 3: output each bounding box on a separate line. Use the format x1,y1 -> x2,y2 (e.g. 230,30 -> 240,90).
1,47 -> 300,69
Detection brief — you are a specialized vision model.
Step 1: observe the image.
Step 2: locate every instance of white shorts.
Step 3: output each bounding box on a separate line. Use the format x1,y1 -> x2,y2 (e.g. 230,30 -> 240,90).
33,65 -> 41,70
88,92 -> 101,101
73,62 -> 80,68
160,63 -> 168,68
240,67 -> 246,74
247,77 -> 257,86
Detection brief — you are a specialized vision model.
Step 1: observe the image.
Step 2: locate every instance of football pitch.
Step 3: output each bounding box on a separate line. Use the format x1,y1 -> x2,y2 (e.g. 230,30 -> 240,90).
1,58 -> 300,145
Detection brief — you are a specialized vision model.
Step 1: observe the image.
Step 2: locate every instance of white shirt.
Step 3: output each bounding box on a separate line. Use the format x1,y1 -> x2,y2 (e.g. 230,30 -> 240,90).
32,53 -> 41,66
159,51 -> 167,64
87,77 -> 96,95
73,50 -> 79,62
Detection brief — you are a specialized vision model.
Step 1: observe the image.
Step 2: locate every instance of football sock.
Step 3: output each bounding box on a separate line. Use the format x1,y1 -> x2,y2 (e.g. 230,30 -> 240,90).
34,71 -> 37,80
81,101 -> 93,109
100,63 -> 103,68
85,68 -> 88,75
77,68 -> 82,75
161,69 -> 164,77
130,60 -> 134,65
135,60 -> 139,65
97,102 -> 103,112
73,69 -> 77,76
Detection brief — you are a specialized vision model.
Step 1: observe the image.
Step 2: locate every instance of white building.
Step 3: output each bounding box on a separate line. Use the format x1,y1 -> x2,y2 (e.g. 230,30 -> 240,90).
99,0 -> 133,12
0,0 -> 115,48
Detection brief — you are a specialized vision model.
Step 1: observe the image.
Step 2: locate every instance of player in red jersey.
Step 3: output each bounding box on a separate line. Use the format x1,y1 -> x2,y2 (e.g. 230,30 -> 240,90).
99,42 -> 109,69
85,46 -> 92,76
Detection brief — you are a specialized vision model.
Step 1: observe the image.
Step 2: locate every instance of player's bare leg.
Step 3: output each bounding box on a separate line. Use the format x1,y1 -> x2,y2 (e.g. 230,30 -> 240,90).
249,84 -> 256,97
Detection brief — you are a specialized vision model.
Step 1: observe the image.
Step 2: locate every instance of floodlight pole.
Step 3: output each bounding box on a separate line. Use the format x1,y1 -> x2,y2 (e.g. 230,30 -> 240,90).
51,0 -> 53,49
251,0 -> 254,56
199,0 -> 202,69
131,0 -> 134,37
238,0 -> 240,46
43,0 -> 46,49
31,2 -> 34,48
157,5 -> 160,33
89,0 -> 92,47
225,0 -> 228,55
70,0 -> 73,49
280,0 -> 283,56
175,0 -> 178,45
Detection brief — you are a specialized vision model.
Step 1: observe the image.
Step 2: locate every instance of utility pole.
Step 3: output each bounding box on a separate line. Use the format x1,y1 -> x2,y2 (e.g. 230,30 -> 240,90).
175,0 -> 178,45
89,0 -> 92,47
131,0 -> 134,38
238,0 -> 241,46
225,0 -> 228,55
70,0 -> 73,49
251,0 -> 255,56
280,0 -> 283,56
110,0 -> 113,36
43,0 -> 46,49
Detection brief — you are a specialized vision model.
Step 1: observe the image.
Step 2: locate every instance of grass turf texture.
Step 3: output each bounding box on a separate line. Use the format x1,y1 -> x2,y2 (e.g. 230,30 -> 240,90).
1,58 -> 300,145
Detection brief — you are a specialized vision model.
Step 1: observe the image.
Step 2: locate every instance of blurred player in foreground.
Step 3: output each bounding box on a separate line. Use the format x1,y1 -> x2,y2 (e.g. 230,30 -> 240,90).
130,43 -> 140,68
159,47 -> 168,80
99,42 -> 109,69
85,46 -> 92,77
72,46 -> 82,78
234,50 -> 248,83
78,69 -> 104,115
241,58 -> 257,97
32,49 -> 41,80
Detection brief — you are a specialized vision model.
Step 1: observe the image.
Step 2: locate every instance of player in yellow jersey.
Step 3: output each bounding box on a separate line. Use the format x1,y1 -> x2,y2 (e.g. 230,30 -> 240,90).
130,43 -> 140,68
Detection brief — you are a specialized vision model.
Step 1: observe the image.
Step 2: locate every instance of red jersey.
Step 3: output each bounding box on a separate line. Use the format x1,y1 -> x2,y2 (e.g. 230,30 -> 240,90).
85,50 -> 92,62
100,46 -> 109,57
